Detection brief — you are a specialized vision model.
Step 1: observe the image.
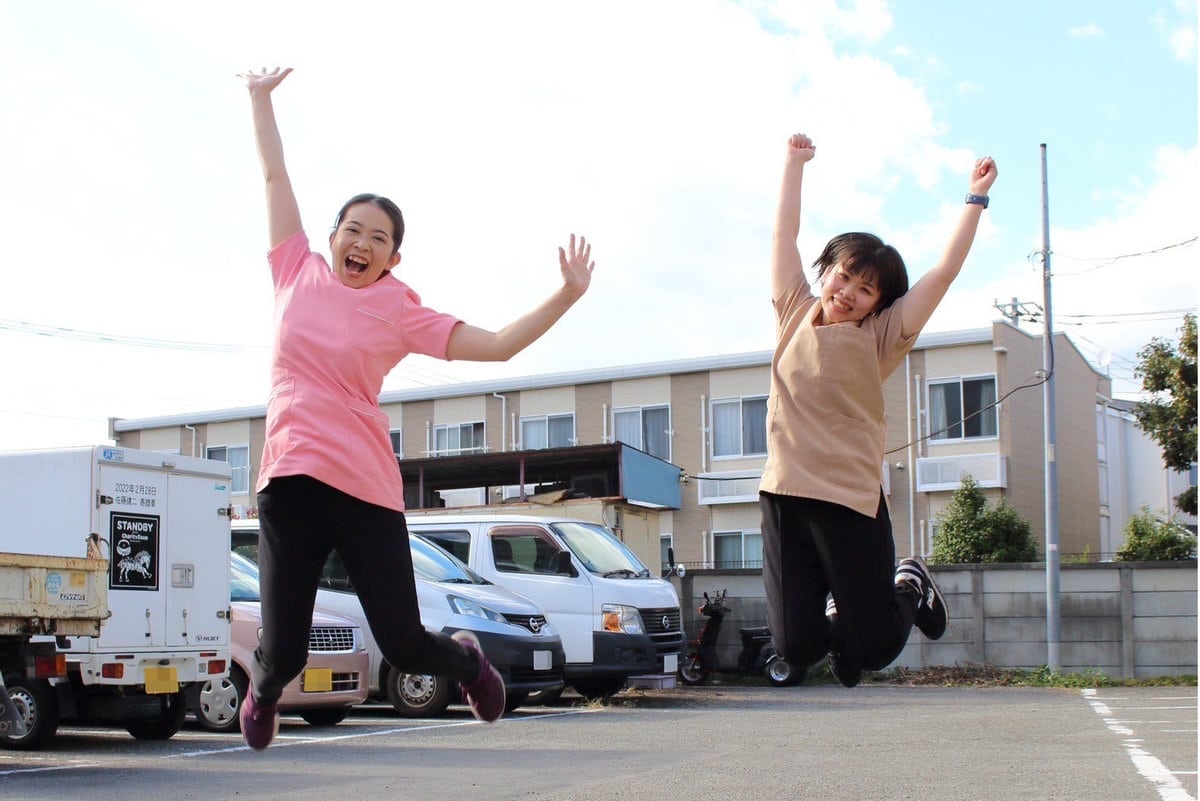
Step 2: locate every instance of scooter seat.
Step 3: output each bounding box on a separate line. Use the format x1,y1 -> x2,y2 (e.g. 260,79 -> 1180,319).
739,626 -> 771,638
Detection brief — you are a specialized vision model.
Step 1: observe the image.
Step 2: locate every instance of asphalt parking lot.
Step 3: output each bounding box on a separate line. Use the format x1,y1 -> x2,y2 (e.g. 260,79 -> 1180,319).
1,684 -> 1195,801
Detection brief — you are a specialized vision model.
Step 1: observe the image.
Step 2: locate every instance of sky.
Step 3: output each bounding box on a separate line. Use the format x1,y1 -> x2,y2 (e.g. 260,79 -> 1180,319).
1,0 -> 1196,451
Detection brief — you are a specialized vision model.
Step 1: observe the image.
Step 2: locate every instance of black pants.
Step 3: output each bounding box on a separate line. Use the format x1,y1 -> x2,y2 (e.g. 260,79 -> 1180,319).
252,475 -> 475,702
760,490 -> 919,671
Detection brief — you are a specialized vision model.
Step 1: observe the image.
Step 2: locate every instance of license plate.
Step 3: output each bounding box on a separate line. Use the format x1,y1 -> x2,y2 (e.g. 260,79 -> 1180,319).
533,650 -> 552,671
663,654 -> 678,673
144,666 -> 179,695
303,668 -> 333,692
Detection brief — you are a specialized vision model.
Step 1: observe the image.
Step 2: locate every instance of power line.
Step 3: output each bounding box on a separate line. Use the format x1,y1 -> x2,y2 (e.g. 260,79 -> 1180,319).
0,318 -> 265,353
1051,236 -> 1196,276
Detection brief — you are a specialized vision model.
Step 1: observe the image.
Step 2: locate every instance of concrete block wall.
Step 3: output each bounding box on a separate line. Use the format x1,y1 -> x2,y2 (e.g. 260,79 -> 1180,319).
679,561 -> 1197,679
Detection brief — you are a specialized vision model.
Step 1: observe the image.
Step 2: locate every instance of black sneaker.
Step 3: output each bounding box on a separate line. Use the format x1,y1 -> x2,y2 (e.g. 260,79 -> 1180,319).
825,597 -> 862,688
895,556 -> 948,640
827,651 -> 863,688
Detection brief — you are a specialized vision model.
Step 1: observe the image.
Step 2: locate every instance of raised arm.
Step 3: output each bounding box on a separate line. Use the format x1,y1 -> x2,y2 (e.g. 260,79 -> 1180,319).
771,133 -> 816,303
445,234 -> 594,362
239,67 -> 302,249
898,156 -> 998,337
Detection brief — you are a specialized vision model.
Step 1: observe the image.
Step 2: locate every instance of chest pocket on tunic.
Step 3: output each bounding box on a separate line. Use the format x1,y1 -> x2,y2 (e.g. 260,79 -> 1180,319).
350,305 -> 405,367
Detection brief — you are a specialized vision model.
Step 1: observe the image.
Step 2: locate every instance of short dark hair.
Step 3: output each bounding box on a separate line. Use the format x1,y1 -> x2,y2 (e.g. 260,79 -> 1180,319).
812,232 -> 908,313
333,193 -> 406,254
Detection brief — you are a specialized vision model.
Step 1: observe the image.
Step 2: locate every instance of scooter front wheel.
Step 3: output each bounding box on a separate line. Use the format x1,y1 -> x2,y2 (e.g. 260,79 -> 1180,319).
765,654 -> 805,687
678,647 -> 706,685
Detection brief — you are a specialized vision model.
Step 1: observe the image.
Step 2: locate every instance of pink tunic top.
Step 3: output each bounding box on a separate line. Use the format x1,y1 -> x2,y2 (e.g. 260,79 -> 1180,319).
256,232 -> 461,511
759,271 -> 917,518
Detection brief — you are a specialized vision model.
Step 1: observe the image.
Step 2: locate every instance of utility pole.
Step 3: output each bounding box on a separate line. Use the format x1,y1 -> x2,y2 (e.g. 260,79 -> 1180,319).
1040,143 -> 1062,672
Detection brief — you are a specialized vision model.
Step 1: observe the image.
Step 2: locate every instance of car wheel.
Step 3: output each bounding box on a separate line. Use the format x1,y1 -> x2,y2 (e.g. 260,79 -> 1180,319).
503,691 -> 528,713
386,666 -> 452,718
572,677 -> 627,701
765,654 -> 805,687
2,678 -> 59,750
524,686 -> 564,707
678,647 -> 706,685
125,690 -> 188,740
196,665 -> 248,733
300,706 -> 350,727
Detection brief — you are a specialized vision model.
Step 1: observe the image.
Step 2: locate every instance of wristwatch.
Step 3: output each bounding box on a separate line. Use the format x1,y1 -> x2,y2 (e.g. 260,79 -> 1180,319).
965,193 -> 989,208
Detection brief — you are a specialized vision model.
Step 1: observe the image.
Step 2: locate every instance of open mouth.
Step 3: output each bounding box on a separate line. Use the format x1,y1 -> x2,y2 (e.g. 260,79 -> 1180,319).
345,255 -> 369,275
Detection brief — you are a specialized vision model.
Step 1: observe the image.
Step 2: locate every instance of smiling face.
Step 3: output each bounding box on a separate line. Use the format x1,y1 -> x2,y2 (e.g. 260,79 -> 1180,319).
328,202 -> 402,289
819,263 -> 882,325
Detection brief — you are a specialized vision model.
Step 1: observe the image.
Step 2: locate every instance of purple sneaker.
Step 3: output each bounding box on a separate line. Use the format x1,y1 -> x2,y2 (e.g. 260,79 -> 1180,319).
453,631 -> 506,723
239,691 -> 279,750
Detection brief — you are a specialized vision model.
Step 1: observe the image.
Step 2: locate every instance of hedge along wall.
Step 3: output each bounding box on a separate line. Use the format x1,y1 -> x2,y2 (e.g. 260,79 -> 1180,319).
677,561 -> 1197,679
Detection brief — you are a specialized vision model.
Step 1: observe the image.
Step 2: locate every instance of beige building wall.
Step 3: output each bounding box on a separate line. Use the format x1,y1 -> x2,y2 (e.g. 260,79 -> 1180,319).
574,382 -> 612,445
111,322 -> 1112,564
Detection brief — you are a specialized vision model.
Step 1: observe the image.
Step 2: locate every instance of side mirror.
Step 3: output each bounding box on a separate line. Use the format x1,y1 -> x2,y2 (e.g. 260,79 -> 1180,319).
665,546 -> 685,578
551,550 -> 578,577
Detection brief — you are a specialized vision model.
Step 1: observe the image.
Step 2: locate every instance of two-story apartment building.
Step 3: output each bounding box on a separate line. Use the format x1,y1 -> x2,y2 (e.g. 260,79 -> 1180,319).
112,320 -> 1181,569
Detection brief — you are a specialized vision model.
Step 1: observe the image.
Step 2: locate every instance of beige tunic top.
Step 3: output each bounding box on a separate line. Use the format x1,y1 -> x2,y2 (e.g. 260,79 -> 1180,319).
759,272 -> 917,518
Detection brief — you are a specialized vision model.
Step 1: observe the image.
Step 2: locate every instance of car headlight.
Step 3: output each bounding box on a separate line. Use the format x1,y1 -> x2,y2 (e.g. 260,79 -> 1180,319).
601,603 -> 644,634
448,595 -> 508,624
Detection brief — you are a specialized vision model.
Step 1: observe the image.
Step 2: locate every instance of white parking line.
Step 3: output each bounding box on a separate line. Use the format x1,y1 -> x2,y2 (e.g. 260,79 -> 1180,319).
1082,689 -> 1196,801
1,707 -> 596,776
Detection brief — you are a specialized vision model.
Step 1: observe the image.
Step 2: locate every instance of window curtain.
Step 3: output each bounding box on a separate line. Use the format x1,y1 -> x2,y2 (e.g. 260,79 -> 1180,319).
712,401 -> 740,456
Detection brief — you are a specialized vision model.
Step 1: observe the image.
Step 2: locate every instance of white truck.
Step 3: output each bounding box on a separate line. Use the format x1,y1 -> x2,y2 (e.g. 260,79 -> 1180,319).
0,446 -> 232,748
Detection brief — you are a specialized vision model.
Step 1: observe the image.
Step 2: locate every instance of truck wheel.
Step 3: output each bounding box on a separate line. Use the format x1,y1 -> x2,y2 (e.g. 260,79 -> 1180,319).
196,665 -> 248,733
2,679 -> 58,750
299,707 -> 349,727
125,690 -> 188,740
386,667 -> 451,718
572,677 -> 627,701
765,655 -> 805,688
678,647 -> 706,685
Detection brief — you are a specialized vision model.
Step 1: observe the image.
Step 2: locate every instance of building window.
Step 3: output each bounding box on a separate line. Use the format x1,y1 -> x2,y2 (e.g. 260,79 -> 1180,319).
206,444 -> 250,494
712,530 -> 762,569
613,405 -> 670,461
389,429 -> 403,458
711,396 -> 767,458
660,533 -> 674,572
928,376 -> 997,441
433,422 -> 486,456
521,413 -> 575,450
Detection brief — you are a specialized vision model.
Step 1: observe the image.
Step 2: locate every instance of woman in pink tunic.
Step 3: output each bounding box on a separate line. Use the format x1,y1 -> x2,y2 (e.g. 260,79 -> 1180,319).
237,67 -> 595,749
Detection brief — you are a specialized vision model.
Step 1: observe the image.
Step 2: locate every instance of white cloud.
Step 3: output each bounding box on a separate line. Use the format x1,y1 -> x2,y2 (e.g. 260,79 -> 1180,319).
1068,22 -> 1106,39
1151,2 -> 1199,62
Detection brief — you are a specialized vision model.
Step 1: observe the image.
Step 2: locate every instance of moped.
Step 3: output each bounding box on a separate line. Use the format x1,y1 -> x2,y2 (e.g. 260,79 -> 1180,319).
678,590 -> 805,687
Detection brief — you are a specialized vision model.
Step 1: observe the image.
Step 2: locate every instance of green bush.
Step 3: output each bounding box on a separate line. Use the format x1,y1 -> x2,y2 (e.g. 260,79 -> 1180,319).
1115,506 -> 1197,562
931,475 -> 1039,564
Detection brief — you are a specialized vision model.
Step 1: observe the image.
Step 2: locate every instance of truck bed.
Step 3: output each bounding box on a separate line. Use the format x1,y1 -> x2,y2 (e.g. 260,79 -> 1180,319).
0,552 -> 109,637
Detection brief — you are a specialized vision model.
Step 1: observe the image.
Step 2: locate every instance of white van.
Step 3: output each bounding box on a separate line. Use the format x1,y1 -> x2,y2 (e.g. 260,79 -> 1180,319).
406,512 -> 684,700
230,519 -> 565,716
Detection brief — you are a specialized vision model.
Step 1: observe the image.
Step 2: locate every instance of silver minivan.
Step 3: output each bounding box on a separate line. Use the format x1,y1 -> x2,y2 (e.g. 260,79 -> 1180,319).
230,520 -> 565,716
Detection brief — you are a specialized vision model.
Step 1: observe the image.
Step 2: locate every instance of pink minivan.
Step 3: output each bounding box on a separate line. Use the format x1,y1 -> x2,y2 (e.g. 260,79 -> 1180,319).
190,553 -> 368,733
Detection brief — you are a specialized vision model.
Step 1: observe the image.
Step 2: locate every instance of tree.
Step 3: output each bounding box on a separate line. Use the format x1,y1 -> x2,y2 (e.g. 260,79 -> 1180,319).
931,474 -> 1039,564
1115,506 -> 1196,562
1133,313 -> 1197,516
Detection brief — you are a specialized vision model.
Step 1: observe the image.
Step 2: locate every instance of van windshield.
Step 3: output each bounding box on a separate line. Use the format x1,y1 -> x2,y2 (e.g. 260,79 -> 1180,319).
551,521 -> 651,578
231,552 -> 261,602
411,535 -> 486,584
